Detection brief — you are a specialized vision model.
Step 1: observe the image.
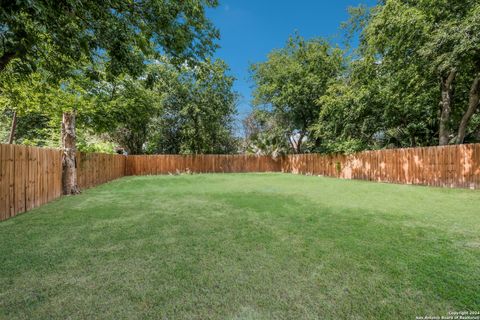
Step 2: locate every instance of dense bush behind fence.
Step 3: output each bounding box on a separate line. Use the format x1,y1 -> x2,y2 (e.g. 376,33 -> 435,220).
1,143 -> 479,221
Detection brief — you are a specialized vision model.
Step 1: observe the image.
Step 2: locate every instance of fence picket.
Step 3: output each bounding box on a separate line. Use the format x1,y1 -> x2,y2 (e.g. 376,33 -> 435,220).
1,143 -> 480,222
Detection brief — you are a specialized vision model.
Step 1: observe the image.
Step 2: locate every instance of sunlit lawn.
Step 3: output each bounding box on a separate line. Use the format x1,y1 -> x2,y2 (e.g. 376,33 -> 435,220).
1,173 -> 479,319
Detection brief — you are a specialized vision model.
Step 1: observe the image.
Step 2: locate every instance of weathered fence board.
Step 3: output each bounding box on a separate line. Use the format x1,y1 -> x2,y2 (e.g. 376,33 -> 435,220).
283,144 -> 480,189
126,154 -> 282,176
76,152 -> 126,190
0,144 -> 126,221
0,145 -> 62,221
125,145 -> 480,190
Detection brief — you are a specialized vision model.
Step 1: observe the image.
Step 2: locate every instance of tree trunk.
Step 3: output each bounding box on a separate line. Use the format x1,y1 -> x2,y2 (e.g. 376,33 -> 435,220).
439,69 -> 457,145
287,134 -> 296,154
287,131 -> 304,154
456,73 -> 480,144
8,111 -> 17,144
288,134 -> 299,154
0,51 -> 16,73
296,132 -> 304,153
61,111 -> 80,195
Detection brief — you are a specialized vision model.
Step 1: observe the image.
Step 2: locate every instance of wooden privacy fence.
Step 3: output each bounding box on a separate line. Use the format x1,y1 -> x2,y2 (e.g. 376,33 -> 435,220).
0,144 -> 126,221
126,154 -> 282,175
127,145 -> 480,189
1,143 -> 480,221
282,144 -> 480,189
77,152 -> 126,189
0,144 -> 62,222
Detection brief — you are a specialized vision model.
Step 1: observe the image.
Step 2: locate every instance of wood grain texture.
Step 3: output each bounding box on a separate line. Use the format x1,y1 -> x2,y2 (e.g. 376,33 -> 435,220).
0,145 -> 125,221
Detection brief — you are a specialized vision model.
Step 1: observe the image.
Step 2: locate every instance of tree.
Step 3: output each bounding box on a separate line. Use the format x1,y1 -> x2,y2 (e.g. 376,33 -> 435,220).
149,59 -> 238,154
0,0 -> 219,74
1,0 -> 220,194
85,58 -> 238,155
362,0 -> 480,145
86,70 -> 163,155
314,0 -> 480,152
242,109 -> 289,157
445,5 -> 480,143
250,34 -> 344,153
313,53 -> 440,152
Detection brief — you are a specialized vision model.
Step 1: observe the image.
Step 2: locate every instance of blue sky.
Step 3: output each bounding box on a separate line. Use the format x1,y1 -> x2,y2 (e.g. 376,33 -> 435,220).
207,0 -> 377,133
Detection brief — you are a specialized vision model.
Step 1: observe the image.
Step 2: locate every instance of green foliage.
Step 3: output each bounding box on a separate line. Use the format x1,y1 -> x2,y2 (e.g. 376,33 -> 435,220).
148,59 -> 238,154
242,109 -> 289,157
4,0 -> 479,154
0,55 -> 239,154
360,0 -> 480,143
312,0 -> 480,152
1,0 -> 219,77
0,1 -> 239,154
88,71 -> 163,154
250,34 -> 344,153
76,132 -> 116,154
84,58 -> 238,155
0,67 -> 50,115
313,56 -> 439,152
0,64 -> 92,145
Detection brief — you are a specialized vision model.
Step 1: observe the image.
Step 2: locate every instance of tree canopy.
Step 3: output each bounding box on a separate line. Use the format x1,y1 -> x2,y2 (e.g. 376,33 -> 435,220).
86,58 -> 238,155
0,0 -> 219,76
2,0 -> 480,162
0,0 -> 239,158
249,34 -> 344,154
248,0 -> 480,154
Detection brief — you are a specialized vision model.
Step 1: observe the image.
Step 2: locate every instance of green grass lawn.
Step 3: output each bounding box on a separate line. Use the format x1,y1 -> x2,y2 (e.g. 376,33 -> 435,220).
1,174 -> 479,319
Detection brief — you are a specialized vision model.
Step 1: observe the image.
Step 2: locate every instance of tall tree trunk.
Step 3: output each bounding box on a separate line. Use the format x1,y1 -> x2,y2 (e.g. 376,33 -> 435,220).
439,69 -> 457,145
8,111 -> 17,144
62,111 -> 80,195
456,71 -> 480,144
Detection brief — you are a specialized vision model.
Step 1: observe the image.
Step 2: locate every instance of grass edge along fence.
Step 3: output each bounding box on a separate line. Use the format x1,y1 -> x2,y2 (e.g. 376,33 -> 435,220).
1,143 -> 480,221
